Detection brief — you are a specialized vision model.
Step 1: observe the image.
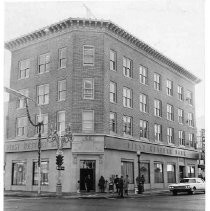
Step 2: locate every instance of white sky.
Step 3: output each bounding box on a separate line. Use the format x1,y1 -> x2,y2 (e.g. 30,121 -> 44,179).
3,0 -> 205,128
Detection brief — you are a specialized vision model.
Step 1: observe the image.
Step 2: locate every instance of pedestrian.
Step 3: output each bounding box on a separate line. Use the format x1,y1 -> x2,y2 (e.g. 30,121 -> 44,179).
114,175 -> 119,193
76,180 -> 80,193
124,175 -> 129,196
98,176 -> 105,192
118,176 -> 124,198
85,175 -> 91,192
140,175 -> 145,192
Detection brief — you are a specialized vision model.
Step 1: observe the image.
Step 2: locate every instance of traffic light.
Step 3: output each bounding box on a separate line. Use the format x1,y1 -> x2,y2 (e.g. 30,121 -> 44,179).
56,154 -> 64,167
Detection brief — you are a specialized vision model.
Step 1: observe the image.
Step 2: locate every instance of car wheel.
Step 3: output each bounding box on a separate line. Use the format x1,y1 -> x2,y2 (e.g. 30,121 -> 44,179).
190,187 -> 196,195
172,191 -> 177,196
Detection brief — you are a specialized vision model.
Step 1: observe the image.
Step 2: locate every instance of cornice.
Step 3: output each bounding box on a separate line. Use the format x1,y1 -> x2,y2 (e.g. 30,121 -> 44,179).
4,17 -> 201,84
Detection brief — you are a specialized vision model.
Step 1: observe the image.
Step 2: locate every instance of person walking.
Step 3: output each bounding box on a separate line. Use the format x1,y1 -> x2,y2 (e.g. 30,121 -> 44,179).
98,176 -> 105,192
124,175 -> 129,196
85,175 -> 91,192
114,175 -> 119,193
118,176 -> 124,198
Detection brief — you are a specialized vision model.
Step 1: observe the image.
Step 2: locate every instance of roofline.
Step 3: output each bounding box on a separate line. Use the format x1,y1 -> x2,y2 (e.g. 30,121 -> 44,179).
4,17 -> 201,84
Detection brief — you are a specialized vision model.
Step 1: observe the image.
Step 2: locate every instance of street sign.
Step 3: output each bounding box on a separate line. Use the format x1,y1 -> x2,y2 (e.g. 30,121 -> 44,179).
56,166 -> 65,170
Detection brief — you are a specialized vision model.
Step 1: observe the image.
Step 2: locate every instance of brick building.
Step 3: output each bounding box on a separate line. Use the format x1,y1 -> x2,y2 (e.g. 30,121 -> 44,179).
4,18 -> 200,193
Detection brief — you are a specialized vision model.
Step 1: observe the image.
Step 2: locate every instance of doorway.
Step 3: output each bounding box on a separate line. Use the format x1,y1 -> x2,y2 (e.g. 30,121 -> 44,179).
80,160 -> 96,191
179,166 -> 185,181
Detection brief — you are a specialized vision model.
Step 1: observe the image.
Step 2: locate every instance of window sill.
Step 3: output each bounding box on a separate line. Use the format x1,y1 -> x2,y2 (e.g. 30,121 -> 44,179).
123,106 -> 133,109
123,75 -> 133,79
18,77 -> 29,80
110,68 -> 117,72
110,101 -> 117,104
139,82 -> 149,86
57,99 -> 66,102
83,98 -> 94,100
58,67 -> 66,70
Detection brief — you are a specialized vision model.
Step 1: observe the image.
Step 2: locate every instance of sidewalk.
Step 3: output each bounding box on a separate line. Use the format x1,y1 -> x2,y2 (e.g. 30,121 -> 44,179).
4,189 -> 170,199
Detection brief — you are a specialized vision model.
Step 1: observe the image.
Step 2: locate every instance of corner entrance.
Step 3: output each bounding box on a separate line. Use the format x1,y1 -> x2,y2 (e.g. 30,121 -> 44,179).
80,160 -> 96,191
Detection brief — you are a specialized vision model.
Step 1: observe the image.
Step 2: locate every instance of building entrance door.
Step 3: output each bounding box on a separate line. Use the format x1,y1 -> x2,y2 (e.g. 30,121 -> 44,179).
80,160 -> 96,191
179,166 -> 185,181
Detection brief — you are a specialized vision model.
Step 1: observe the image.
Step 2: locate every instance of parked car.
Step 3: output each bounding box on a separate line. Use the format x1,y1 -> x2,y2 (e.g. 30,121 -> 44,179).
169,178 -> 205,195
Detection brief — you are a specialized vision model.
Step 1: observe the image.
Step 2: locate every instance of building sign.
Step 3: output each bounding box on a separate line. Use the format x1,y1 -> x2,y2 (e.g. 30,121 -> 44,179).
105,137 -> 199,159
5,138 -> 71,153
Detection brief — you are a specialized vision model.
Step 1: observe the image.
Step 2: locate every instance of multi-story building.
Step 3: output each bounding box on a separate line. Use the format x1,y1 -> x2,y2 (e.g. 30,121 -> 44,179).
4,18 -> 201,193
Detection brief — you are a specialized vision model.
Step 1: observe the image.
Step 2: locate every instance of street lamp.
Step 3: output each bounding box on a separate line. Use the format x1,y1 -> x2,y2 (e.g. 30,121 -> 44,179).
4,87 -> 43,196
137,150 -> 143,194
47,124 -> 73,196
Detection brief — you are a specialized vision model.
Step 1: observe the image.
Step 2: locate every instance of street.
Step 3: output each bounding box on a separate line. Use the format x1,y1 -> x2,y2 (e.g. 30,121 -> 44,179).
4,193 -> 205,211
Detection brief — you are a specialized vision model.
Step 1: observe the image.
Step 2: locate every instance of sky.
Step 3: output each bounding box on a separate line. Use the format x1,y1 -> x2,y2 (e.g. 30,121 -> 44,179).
3,0 -> 205,129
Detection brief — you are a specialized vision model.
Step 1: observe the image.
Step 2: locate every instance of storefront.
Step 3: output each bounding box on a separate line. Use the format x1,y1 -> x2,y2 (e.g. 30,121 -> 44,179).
4,134 -> 199,193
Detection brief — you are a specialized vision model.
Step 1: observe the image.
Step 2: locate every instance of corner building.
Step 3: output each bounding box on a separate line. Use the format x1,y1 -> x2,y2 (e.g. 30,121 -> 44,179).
5,18 -> 200,193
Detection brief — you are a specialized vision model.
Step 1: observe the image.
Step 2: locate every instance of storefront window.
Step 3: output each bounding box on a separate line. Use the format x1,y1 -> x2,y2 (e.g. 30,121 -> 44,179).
12,161 -> 26,185
167,164 -> 176,183
154,162 -> 164,183
33,161 -> 49,185
187,166 -> 195,178
121,161 -> 134,184
140,162 -> 150,183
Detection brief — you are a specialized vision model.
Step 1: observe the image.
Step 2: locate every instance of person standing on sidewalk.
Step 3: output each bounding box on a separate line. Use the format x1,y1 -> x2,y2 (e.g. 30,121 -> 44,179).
140,175 -> 145,192
124,175 -> 129,196
118,176 -> 124,198
98,176 -> 105,193
114,175 -> 119,193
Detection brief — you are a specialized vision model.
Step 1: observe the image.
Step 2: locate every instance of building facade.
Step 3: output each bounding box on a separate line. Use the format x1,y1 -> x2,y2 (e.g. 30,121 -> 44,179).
5,18 -> 200,193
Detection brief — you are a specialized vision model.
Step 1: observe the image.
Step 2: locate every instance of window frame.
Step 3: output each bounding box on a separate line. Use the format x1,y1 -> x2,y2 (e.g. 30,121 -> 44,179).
154,124 -> 162,142
16,116 -> 27,137
166,79 -> 173,96
177,85 -> 184,101
167,104 -> 174,121
38,53 -> 50,74
37,84 -> 49,105
123,115 -> 132,136
154,162 -> 164,183
139,120 -> 149,139
110,112 -> 117,133
186,90 -> 193,105
178,108 -> 184,124
83,45 -> 95,66
123,57 -> 133,78
58,79 -> 67,101
17,89 -> 29,109
123,87 -> 133,108
167,127 -> 174,144
12,161 -> 26,185
57,111 -> 66,134
139,65 -> 148,85
110,50 -> 117,71
36,114 -> 48,135
154,73 -> 161,91
154,99 -> 162,117
188,113 -> 194,127
83,78 -> 94,100
110,81 -> 117,103
139,93 -> 148,113
58,47 -> 67,69
179,130 -> 185,146
18,59 -> 30,79
82,110 -> 94,132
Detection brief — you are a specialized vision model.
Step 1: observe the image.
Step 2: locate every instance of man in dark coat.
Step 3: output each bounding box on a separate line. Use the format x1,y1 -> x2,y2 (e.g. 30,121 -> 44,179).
118,176 -> 124,198
114,175 -> 119,193
98,176 -> 105,192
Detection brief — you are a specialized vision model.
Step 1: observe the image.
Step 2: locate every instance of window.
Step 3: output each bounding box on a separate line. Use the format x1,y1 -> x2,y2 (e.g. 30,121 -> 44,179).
179,131 -> 185,146
154,162 -> 164,183
110,112 -> 117,133
16,117 -> 27,137
57,111 -> 65,133
178,85 -> 184,101
12,161 -> 26,185
37,84 -> 49,105
123,116 -> 132,136
19,59 -> 30,79
140,162 -> 150,183
121,161 -> 134,184
123,57 -> 132,78
166,80 -> 173,96
154,73 -> 161,91
187,166 -> 195,178
167,127 -> 174,144
167,104 -> 174,121
139,94 -> 148,113
188,113 -> 194,127
123,87 -> 132,108
154,99 -> 162,117
39,53 -> 50,73
167,164 -> 176,183
36,114 -> 48,134
189,133 -> 195,148
186,90 -> 193,105
154,124 -> 162,141
83,45 -> 94,66
83,78 -> 94,99
178,108 -> 184,124
59,47 -> 67,68
58,80 -> 66,101
110,50 -> 117,71
110,82 -> 117,103
33,161 -> 49,185
139,120 -> 149,139
17,89 -> 29,109
82,110 -> 94,132
139,65 -> 148,85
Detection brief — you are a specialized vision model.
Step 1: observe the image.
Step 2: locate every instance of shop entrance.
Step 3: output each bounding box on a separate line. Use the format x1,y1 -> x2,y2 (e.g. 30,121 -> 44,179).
80,160 -> 96,191
179,166 -> 185,181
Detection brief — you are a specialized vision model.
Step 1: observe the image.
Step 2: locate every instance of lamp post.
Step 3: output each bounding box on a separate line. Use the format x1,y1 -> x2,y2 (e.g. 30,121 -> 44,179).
4,87 -> 43,195
47,124 -> 73,196
137,150 -> 143,194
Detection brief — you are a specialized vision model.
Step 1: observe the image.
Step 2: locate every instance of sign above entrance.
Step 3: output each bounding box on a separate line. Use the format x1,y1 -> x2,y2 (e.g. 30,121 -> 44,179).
5,138 -> 71,153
